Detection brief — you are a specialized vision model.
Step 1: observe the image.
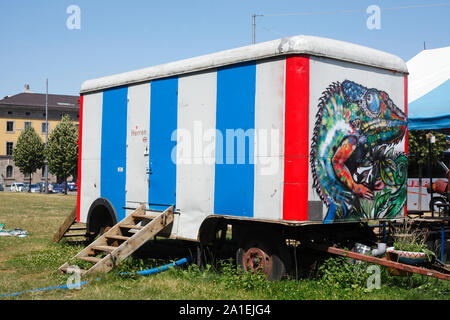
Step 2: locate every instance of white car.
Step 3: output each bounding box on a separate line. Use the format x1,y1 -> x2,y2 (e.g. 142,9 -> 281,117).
10,182 -> 24,192
29,184 -> 41,193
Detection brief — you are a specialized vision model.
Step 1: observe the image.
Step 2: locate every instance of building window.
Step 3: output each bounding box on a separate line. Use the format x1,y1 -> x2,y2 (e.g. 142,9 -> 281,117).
6,121 -> 14,132
7,111 -> 12,115
41,122 -> 48,134
25,112 -> 31,116
24,122 -> 32,130
6,166 -> 13,178
6,142 -> 13,156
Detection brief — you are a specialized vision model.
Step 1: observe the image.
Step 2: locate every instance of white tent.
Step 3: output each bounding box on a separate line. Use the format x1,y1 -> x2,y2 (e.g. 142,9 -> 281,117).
407,46 -> 450,133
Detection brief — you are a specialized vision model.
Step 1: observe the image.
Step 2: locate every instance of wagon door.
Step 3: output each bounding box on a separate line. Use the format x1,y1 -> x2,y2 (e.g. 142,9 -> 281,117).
148,77 -> 178,211
125,83 -> 151,216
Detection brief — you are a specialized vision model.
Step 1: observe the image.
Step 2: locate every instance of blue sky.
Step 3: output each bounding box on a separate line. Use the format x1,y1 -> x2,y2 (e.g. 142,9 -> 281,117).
1,0 -> 449,98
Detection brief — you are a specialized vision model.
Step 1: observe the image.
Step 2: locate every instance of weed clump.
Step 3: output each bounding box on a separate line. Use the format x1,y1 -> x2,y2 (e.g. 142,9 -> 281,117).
318,256 -> 370,291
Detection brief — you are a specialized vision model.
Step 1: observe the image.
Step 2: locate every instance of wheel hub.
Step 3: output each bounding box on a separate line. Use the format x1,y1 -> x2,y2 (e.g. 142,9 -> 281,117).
243,247 -> 272,277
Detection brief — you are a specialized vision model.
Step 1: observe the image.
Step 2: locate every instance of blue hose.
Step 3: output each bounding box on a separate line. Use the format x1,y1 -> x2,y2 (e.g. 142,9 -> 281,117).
0,257 -> 191,298
119,257 -> 191,277
0,281 -> 90,298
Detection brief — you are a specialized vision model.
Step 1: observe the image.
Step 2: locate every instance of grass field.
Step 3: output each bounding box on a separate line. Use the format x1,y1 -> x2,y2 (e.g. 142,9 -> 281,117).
0,192 -> 449,300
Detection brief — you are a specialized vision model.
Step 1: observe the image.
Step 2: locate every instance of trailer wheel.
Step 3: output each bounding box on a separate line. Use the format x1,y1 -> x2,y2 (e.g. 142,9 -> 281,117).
86,198 -> 117,242
236,238 -> 287,281
429,197 -> 448,215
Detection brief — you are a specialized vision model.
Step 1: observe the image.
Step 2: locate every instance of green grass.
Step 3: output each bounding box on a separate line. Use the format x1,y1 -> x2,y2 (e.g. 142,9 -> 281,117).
0,192 -> 449,300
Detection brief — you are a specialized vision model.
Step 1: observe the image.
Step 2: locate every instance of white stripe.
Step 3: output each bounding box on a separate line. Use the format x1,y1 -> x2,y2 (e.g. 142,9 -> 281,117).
80,92 -> 103,223
125,83 -> 151,215
175,70 -> 217,240
253,59 -> 286,220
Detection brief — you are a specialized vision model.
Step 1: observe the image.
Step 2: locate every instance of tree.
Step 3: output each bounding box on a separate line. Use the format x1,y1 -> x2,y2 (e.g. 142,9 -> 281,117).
12,127 -> 45,190
45,115 -> 79,194
408,130 -> 447,166
408,130 -> 447,178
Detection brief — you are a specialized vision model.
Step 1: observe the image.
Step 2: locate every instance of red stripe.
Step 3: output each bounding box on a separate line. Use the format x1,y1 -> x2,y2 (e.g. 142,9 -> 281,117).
76,95 -> 84,222
404,74 -> 408,216
283,56 -> 310,221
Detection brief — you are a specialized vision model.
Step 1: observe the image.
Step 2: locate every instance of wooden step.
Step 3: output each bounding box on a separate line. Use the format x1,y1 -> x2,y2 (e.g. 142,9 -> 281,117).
92,245 -> 117,253
132,213 -> 158,220
63,233 -> 88,237
68,227 -> 87,231
119,224 -> 143,230
59,264 -> 88,276
78,256 -> 101,264
105,235 -> 130,241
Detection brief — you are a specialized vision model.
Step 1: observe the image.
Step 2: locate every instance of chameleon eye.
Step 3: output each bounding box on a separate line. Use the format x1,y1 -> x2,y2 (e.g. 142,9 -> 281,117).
365,91 -> 381,116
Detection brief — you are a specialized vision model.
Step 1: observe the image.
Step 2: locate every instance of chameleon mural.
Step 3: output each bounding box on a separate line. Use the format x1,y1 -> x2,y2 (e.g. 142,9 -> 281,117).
310,80 -> 407,223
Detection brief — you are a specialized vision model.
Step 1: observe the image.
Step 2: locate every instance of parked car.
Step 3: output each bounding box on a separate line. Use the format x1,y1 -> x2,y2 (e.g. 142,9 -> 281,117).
60,181 -> 77,192
37,182 -> 53,193
51,183 -> 64,193
0,184 -> 4,191
22,183 -> 30,192
10,182 -> 24,192
29,184 -> 41,193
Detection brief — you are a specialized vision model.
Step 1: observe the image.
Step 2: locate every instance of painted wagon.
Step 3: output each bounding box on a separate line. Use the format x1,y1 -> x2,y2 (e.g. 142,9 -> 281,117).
61,35 -> 409,280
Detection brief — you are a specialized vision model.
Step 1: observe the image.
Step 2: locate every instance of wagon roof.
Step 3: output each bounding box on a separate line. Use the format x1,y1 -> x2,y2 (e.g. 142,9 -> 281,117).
80,35 -> 408,94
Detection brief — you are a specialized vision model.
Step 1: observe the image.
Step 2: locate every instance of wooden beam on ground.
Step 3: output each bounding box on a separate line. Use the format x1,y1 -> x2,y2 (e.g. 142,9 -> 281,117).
308,243 -> 450,281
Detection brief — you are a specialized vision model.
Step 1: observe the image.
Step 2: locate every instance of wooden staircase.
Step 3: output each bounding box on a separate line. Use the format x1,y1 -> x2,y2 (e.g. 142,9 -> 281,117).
58,205 -> 174,277
52,208 -> 90,243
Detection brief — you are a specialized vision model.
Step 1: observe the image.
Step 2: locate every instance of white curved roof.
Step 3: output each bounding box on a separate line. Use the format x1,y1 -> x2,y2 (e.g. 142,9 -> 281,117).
80,35 -> 408,94
407,46 -> 450,131
407,46 -> 450,103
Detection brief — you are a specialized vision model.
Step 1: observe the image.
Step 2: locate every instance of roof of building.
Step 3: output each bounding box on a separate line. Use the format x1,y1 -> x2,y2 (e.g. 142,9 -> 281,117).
81,34 -> 408,94
0,92 -> 79,111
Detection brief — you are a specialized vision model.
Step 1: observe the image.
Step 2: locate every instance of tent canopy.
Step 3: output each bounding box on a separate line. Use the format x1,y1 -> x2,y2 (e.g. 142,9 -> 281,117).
407,46 -> 450,133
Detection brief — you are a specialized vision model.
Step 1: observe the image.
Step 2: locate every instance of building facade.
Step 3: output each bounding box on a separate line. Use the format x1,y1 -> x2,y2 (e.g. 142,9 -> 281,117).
0,85 -> 79,186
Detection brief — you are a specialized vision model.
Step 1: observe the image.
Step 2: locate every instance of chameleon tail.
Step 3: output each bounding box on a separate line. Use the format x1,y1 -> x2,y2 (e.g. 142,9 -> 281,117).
323,198 -> 347,223
323,202 -> 336,224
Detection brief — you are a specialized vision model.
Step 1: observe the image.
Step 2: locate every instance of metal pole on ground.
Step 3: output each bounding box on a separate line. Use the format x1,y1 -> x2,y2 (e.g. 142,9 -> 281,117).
44,79 -> 49,194
427,133 -> 435,216
441,224 -> 445,263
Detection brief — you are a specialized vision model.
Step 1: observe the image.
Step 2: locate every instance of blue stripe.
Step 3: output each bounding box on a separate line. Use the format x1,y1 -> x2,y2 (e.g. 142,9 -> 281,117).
148,77 -> 178,210
214,62 -> 256,218
101,86 -> 128,221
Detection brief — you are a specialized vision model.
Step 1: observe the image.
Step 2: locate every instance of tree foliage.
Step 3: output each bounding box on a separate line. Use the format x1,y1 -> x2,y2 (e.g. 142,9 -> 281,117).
407,130 -> 447,167
45,115 -> 78,193
12,126 -> 45,187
